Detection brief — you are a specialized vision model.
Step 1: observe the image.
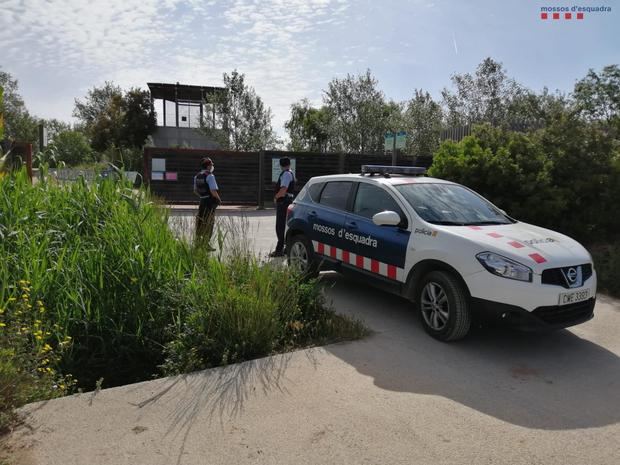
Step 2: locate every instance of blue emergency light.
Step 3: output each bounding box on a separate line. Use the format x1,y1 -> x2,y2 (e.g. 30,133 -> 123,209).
361,165 -> 427,177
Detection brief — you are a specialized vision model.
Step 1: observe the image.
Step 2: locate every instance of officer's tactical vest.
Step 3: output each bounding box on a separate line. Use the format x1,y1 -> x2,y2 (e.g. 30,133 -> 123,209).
275,169 -> 296,196
195,171 -> 212,198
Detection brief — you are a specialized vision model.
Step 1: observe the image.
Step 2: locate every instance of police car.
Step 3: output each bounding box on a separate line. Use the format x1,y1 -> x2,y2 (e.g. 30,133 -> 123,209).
285,165 -> 596,341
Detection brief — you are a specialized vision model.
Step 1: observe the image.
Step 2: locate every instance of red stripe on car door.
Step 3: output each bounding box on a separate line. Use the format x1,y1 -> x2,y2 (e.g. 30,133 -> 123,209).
387,265 -> 397,280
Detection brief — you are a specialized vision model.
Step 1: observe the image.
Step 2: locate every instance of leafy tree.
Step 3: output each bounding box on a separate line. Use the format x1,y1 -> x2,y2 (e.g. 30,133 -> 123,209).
73,82 -> 122,131
0,69 -> 39,146
504,87 -> 572,131
574,65 -> 620,123
44,119 -> 72,142
73,83 -> 155,153
285,99 -> 333,152
442,58 -> 522,127
44,130 -> 95,166
0,85 -> 4,141
204,70 -> 277,151
323,69 -> 388,153
402,90 -> 443,157
120,88 -> 157,148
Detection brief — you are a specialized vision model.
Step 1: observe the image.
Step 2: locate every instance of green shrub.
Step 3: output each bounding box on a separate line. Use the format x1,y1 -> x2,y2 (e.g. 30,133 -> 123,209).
429,123 -> 620,244
161,261 -> 367,375
590,243 -> 620,297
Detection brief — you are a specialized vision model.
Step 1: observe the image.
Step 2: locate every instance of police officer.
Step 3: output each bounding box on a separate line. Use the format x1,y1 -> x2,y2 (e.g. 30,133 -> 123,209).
270,157 -> 296,257
193,157 -> 221,245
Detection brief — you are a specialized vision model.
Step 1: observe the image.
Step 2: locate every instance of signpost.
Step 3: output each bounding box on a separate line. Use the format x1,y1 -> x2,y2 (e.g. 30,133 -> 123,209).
384,131 -> 406,165
272,157 -> 296,182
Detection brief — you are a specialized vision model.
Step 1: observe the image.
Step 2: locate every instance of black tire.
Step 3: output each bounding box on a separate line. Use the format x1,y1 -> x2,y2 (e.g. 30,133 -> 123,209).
416,270 -> 471,341
286,234 -> 319,278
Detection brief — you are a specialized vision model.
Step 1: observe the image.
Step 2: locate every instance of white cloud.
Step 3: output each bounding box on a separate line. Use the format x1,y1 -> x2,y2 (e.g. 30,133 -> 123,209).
1,0 -> 352,134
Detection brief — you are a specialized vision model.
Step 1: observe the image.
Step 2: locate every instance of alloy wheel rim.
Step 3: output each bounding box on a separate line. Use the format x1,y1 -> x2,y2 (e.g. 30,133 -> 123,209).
289,241 -> 309,272
420,281 -> 450,331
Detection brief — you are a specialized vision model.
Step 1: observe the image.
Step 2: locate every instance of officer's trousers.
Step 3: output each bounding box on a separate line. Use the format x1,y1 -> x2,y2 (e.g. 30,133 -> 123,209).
196,197 -> 217,242
275,197 -> 291,253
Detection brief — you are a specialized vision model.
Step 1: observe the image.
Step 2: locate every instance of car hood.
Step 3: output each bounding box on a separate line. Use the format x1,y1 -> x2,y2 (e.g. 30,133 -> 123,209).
438,222 -> 591,272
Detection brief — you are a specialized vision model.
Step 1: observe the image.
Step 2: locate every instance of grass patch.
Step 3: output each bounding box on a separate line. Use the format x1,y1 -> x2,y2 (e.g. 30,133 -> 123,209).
0,169 -> 366,430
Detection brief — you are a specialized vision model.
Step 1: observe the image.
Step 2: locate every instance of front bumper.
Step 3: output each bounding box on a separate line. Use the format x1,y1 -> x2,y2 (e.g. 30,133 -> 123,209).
470,297 -> 595,331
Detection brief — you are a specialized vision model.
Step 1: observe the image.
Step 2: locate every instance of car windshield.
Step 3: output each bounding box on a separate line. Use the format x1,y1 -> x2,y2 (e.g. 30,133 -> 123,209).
395,183 -> 513,226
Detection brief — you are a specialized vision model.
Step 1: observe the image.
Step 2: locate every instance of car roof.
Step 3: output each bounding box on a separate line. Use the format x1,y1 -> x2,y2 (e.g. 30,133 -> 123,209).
307,173 -> 455,186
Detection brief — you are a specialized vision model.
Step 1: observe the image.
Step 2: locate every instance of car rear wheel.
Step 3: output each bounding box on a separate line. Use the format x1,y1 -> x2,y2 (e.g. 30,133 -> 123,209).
287,234 -> 318,278
417,270 -> 471,341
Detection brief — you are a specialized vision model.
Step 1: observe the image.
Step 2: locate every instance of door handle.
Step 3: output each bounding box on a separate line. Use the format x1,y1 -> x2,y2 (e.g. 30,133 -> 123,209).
345,221 -> 357,229
308,211 -> 317,217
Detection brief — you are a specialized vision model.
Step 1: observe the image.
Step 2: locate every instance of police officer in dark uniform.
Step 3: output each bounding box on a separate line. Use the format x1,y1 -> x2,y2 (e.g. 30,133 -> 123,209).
193,157 -> 221,245
270,157 -> 296,257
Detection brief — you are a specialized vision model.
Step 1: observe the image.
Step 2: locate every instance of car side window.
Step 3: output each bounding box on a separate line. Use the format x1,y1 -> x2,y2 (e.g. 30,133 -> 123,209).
353,182 -> 403,220
319,181 -> 354,211
308,182 -> 325,203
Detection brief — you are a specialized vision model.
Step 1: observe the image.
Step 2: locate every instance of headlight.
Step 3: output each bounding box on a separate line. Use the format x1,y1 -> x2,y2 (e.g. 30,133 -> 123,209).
476,252 -> 532,282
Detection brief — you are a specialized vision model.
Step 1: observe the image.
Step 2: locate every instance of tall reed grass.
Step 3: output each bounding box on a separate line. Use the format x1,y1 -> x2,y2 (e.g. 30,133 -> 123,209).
0,169 -> 366,391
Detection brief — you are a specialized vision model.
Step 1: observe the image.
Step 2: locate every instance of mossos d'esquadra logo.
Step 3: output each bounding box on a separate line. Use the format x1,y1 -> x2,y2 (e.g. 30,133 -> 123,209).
540,4 -> 612,20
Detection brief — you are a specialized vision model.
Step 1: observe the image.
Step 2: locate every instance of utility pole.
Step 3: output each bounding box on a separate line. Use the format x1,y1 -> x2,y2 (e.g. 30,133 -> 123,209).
391,130 -> 397,166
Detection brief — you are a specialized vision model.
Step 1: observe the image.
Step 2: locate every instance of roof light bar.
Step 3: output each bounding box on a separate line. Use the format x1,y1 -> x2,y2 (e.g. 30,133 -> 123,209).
361,165 -> 427,176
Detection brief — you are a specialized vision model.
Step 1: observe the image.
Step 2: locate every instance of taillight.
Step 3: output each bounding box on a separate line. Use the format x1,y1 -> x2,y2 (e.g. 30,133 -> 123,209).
286,203 -> 295,219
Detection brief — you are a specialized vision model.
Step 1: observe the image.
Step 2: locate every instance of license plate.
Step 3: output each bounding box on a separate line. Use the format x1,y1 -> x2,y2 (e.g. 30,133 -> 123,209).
558,288 -> 590,306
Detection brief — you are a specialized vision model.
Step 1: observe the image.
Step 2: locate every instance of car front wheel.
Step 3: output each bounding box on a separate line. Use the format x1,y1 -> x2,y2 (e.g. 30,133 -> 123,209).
417,270 -> 471,341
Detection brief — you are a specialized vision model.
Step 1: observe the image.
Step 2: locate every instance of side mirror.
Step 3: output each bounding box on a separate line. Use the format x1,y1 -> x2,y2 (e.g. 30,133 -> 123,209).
372,211 -> 401,226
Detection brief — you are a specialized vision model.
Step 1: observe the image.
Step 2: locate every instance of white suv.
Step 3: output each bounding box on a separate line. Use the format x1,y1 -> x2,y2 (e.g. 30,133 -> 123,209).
285,165 -> 596,341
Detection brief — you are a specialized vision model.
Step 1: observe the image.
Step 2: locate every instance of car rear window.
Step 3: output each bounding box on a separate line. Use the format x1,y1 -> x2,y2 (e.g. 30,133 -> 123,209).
319,181 -> 354,211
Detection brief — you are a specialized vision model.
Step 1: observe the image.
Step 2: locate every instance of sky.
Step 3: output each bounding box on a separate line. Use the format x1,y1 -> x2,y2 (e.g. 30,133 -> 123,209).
1,0 -> 618,135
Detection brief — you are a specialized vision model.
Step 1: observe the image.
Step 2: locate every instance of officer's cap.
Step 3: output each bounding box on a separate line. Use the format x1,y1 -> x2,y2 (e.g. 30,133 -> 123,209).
279,157 -> 291,167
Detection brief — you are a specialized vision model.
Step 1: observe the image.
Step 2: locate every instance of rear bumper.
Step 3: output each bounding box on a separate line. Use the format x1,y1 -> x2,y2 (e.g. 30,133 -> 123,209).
470,297 -> 595,331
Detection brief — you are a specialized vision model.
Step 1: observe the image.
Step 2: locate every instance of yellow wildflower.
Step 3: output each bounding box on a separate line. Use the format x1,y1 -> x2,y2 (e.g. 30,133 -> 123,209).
37,300 -> 44,307
8,297 -> 16,302
0,322 -> 6,328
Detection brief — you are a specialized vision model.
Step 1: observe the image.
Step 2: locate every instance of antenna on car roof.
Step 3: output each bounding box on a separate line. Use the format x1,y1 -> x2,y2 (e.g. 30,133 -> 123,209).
361,165 -> 427,177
